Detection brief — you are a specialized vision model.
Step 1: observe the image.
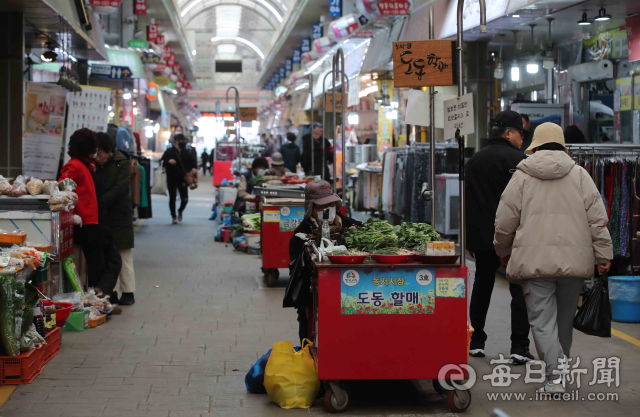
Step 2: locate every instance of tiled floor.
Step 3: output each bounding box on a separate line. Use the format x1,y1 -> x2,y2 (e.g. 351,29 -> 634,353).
1,179 -> 639,416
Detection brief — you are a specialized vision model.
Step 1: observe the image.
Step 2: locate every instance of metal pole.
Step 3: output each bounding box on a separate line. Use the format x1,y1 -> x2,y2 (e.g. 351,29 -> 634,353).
310,73 -> 315,174
332,54 -> 338,192
428,3 -> 437,228
322,71 -> 332,181
456,0 -> 487,267
336,49 -> 347,200
226,86 -> 240,169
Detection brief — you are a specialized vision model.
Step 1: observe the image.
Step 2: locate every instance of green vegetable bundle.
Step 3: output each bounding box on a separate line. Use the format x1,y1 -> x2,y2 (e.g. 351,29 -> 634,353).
241,213 -> 261,231
394,222 -> 440,248
0,275 -> 24,356
345,218 -> 397,252
248,175 -> 265,186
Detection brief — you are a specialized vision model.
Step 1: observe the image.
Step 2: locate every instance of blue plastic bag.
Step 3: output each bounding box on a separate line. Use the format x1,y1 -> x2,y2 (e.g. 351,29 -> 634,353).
246,349 -> 272,393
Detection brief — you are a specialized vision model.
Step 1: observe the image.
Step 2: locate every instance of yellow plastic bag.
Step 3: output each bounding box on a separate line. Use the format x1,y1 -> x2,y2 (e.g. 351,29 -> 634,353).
264,339 -> 320,409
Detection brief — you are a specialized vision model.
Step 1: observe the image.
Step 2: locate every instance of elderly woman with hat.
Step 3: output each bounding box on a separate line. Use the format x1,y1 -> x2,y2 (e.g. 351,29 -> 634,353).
268,153 -> 290,177
287,180 -> 362,344
494,122 -> 613,394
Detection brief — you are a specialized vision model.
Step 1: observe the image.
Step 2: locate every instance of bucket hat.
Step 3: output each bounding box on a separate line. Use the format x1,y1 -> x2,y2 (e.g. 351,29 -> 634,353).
271,153 -> 285,166
305,180 -> 341,205
525,122 -> 567,155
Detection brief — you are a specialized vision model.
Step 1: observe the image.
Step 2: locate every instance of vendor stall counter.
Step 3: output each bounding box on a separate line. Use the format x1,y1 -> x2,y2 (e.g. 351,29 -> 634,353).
311,260 -> 471,412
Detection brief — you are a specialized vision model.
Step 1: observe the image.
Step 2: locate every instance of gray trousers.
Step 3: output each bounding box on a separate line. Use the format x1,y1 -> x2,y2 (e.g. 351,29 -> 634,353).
522,277 -> 585,380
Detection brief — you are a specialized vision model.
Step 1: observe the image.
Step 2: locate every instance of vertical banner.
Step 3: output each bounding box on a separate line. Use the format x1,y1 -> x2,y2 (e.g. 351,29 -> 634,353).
279,67 -> 286,79
377,80 -> 393,154
147,23 -> 158,43
156,34 -> 165,47
292,49 -> 301,64
301,38 -> 311,53
285,58 -> 293,74
23,82 -> 68,178
134,0 -> 147,15
627,14 -> 640,63
122,97 -> 134,126
329,0 -> 342,18
312,23 -> 323,40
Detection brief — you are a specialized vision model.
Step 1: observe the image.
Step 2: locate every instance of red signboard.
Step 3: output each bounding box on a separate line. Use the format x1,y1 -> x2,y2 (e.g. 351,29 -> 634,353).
376,0 -> 411,16
167,53 -> 175,67
89,0 -> 121,6
59,210 -> 74,260
627,15 -> 640,63
156,35 -> 165,47
134,0 -> 146,15
162,45 -> 172,58
147,23 -> 158,43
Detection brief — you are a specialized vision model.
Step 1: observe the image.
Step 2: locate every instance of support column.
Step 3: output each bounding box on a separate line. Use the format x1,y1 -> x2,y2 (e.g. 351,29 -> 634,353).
0,12 -> 24,178
465,41 -> 490,150
78,59 -> 89,85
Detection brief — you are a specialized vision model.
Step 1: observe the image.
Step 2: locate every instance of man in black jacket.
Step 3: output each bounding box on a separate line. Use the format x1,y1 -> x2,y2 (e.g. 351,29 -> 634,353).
280,132 -> 301,173
465,110 -> 533,364
161,134 -> 197,224
300,123 -> 332,180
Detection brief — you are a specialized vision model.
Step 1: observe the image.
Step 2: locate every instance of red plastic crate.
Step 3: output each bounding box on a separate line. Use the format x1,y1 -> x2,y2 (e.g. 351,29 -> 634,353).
0,327 -> 61,385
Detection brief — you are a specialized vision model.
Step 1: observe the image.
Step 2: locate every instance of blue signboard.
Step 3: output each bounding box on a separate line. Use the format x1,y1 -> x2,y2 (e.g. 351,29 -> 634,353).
279,67 -> 286,78
90,64 -> 133,80
340,267 -> 437,315
312,23 -> 323,40
278,206 -> 304,232
285,58 -> 292,72
292,49 -> 301,64
329,0 -> 342,18
301,38 -> 311,53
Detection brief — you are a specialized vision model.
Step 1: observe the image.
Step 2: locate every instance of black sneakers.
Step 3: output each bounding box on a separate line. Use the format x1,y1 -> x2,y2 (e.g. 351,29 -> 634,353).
510,348 -> 535,365
469,349 -> 486,358
119,292 -> 135,305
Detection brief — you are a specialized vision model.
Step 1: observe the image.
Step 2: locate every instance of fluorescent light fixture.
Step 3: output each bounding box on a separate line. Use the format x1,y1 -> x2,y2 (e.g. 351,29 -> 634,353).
224,116 -> 235,121
192,49 -> 197,56
295,82 -> 309,91
180,0 -> 203,17
255,0 -> 283,23
512,15 -> 520,18
494,62 -> 504,79
172,90 -> 178,94
511,64 -> 520,82
532,91 -> 537,101
359,85 -> 378,98
578,12 -> 592,25
348,111 -> 359,125
210,36 -> 264,59
526,63 -> 539,74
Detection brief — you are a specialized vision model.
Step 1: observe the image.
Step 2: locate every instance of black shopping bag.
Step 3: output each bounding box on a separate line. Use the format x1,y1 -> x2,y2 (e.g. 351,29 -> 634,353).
283,250 -> 312,309
573,274 -> 611,337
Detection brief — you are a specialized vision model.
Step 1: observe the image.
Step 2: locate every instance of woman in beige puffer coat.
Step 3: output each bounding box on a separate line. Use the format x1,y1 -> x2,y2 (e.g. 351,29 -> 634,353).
494,123 -> 613,394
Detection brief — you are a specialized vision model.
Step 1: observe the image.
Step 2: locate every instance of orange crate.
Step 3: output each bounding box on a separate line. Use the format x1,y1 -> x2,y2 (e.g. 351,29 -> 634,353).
89,314 -> 106,328
0,327 -> 61,385
0,232 -> 27,246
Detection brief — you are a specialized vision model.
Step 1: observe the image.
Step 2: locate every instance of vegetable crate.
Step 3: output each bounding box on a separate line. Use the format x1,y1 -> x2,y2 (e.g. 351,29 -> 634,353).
89,314 -> 106,328
0,327 -> 61,385
311,261 -> 472,413
260,202 -> 305,287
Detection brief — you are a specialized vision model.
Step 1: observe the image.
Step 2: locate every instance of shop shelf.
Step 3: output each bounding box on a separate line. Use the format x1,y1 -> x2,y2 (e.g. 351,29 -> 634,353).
0,327 -> 61,385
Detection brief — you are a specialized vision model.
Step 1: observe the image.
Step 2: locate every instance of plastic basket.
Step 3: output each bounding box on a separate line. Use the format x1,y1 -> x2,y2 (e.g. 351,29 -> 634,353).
0,232 -> 27,246
0,327 -> 61,385
89,314 -> 106,328
42,301 -> 73,327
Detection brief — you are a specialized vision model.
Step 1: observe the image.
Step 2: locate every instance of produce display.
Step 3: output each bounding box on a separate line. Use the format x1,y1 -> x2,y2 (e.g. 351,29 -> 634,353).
394,223 -> 440,248
0,275 -> 25,356
371,248 -> 414,255
242,213 -> 261,231
330,249 -> 369,256
345,218 -> 397,252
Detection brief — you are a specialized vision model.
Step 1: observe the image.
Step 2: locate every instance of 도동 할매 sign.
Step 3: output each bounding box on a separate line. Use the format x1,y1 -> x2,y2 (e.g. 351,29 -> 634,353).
279,206 -> 304,232
340,268 -> 436,315
392,40 -> 456,88
443,93 -> 474,140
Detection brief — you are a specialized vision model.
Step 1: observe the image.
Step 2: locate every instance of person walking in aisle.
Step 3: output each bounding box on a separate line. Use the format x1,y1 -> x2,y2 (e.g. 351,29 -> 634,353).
201,148 -> 210,176
161,134 -> 197,224
280,132 -> 301,173
300,123 -> 332,180
94,133 -> 136,306
465,110 -> 533,364
520,114 -> 534,152
494,122 -> 613,393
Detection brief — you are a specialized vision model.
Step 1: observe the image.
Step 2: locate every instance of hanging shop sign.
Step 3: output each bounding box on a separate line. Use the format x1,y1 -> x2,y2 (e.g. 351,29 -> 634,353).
147,82 -> 158,101
162,45 -> 172,58
292,49 -> 301,64
279,67 -> 286,79
301,38 -> 311,53
128,39 -> 148,49
90,64 -> 132,80
285,58 -> 293,73
122,97 -> 134,126
392,40 -> 456,88
89,0 -> 122,14
64,86 -> 111,164
167,53 -> 176,67
329,0 -> 342,18
626,15 -> 640,63
325,93 -> 343,113
154,76 -> 171,86
239,107 -> 258,121
340,267 -> 437,315
147,23 -> 158,43
443,93 -> 475,140
23,82 -> 68,179
134,0 -> 147,15
312,23 -> 324,40
375,0 -> 412,16
156,35 -> 165,47
142,53 -> 160,65
584,27 -> 628,61
377,80 -> 393,153
225,120 -> 235,127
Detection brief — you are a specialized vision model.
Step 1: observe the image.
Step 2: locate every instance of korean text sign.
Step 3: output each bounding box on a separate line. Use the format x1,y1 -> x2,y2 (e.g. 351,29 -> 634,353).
134,0 -> 146,15
392,40 -> 456,88
443,93 -> 474,139
279,206 -> 304,232
329,0 -> 342,18
340,267 -> 436,315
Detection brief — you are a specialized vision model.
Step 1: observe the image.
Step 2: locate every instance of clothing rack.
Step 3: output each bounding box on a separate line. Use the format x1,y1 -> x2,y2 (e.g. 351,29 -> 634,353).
131,155 -> 153,219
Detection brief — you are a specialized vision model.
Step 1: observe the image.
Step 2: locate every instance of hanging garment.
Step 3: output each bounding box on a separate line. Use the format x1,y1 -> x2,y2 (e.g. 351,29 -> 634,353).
606,163 -> 614,219
632,177 -> 640,272
620,161 -> 629,257
131,160 -> 141,206
139,164 -> 149,209
610,163 -> 621,256
600,161 -> 608,210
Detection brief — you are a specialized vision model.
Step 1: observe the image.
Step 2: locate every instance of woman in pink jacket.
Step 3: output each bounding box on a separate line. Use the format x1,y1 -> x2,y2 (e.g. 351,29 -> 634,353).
494,123 -> 613,394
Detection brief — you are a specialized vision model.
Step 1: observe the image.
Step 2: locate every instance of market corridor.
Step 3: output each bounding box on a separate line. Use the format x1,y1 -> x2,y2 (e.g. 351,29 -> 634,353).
2,181 -> 640,417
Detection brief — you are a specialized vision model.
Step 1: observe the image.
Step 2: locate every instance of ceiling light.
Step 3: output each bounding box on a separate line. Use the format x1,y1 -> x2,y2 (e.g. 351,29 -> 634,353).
109,111 -> 115,117
512,15 -> 520,18
594,7 -> 611,22
526,63 -> 539,74
163,131 -> 171,139
578,12 -> 592,26
511,62 -> 520,82
192,49 -> 197,56
494,62 -> 504,79
122,90 -> 132,100
108,105 -> 112,111
385,109 -> 398,120
348,111 -> 359,125
153,123 -> 160,133
41,42 -> 57,63
532,91 -> 537,101
210,36 -> 265,59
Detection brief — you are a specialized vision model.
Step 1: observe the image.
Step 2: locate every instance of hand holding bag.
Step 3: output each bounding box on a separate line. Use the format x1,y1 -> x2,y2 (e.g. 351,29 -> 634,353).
573,273 -> 612,337
151,162 -> 168,196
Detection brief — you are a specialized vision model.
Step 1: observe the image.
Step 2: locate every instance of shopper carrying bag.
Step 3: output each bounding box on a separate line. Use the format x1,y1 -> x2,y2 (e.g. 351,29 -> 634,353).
573,273 -> 612,337
151,161 -> 168,196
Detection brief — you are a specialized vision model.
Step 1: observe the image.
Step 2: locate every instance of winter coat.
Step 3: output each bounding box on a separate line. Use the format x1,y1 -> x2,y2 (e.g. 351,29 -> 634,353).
59,157 -> 99,225
94,150 -> 134,250
280,142 -> 301,172
300,135 -> 332,180
161,146 -> 197,184
494,150 -> 613,282
465,137 -> 526,251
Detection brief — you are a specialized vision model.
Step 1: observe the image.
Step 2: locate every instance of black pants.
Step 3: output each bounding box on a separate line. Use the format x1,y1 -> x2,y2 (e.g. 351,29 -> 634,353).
297,306 -> 308,346
469,249 -> 530,351
74,225 -> 121,295
168,181 -> 188,219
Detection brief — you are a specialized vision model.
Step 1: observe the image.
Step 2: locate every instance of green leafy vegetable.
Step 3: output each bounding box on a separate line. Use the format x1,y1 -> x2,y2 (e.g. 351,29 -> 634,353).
241,213 -> 261,231
248,175 -> 265,186
394,222 -> 440,248
372,248 -> 413,255
345,218 -> 397,252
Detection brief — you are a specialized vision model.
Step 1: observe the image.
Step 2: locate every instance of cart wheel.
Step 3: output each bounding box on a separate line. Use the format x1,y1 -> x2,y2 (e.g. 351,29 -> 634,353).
324,387 -> 350,413
446,389 -> 472,412
264,269 -> 279,287
433,378 -> 449,394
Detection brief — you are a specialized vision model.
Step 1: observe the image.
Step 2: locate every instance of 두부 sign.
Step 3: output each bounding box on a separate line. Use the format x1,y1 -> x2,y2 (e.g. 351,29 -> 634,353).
239,107 -> 257,121
325,93 -> 343,113
392,40 -> 457,88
